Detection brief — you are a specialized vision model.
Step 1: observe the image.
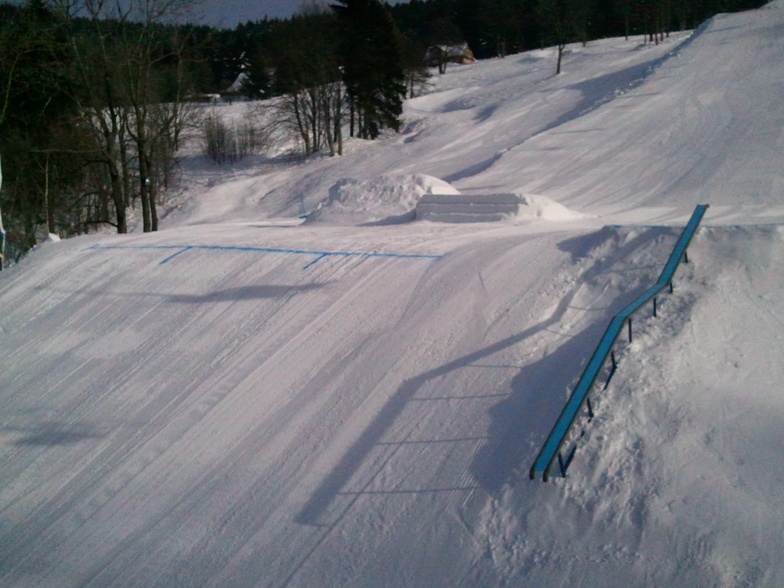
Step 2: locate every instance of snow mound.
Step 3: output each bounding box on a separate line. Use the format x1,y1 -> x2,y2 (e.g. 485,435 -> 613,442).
416,191 -> 589,223
304,174 -> 460,225
514,193 -> 591,221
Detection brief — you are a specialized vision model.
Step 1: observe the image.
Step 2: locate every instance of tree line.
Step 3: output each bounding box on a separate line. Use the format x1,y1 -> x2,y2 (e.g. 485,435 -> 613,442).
390,0 -> 767,61
1,0 -> 200,252
0,0 -> 768,265
0,0 -> 408,259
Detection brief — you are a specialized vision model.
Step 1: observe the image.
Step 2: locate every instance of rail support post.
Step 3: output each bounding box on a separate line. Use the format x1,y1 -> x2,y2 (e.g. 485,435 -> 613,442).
558,446 -> 577,477
604,350 -> 618,390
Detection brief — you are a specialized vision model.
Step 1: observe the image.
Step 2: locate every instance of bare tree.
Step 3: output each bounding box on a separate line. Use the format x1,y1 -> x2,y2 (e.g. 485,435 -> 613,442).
118,1 -> 199,231
275,79 -> 345,156
273,10 -> 345,156
66,25 -> 132,232
537,0 -> 570,75
55,0 -> 199,233
399,34 -> 430,99
204,106 -> 269,164
425,18 -> 464,75
537,0 -> 592,74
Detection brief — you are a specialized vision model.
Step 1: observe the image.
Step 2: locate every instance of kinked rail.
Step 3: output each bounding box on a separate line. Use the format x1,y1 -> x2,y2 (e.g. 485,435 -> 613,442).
529,204 -> 709,482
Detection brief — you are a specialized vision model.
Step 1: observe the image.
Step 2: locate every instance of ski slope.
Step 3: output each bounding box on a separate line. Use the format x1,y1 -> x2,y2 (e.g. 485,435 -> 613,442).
1,2 -> 784,586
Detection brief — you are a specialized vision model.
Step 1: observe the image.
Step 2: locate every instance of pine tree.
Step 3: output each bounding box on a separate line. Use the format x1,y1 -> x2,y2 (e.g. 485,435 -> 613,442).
332,0 -> 406,139
0,0 -> 86,249
272,12 -> 345,155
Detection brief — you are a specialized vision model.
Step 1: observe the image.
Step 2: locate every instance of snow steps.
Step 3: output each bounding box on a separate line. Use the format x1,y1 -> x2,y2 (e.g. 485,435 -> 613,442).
529,204 -> 709,482
416,193 -> 521,223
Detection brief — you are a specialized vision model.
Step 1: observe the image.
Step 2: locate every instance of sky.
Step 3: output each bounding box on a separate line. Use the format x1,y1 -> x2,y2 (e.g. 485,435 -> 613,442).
198,0 -> 314,27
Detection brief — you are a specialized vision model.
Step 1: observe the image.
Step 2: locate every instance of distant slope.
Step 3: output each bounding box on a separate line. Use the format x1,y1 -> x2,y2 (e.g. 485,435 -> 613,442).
493,6 -> 784,216
170,1 -> 783,228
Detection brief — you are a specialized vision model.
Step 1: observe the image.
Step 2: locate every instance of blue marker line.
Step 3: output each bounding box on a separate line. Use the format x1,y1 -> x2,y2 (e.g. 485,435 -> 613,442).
303,253 -> 331,269
84,243 -> 442,266
160,246 -> 194,264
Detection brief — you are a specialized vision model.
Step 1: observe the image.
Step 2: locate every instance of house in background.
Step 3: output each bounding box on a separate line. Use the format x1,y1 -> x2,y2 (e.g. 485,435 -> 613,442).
424,42 -> 476,74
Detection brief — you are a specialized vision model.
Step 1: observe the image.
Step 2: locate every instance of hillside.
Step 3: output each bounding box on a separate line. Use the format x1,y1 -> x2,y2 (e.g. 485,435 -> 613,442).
1,2 -> 783,586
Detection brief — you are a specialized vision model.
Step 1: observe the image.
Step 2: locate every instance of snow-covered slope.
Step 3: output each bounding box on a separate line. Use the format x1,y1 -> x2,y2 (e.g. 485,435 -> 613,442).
1,2 -> 783,586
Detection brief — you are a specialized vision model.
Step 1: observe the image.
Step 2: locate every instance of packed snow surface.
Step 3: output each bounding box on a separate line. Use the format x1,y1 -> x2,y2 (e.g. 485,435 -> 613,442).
2,2 -> 784,586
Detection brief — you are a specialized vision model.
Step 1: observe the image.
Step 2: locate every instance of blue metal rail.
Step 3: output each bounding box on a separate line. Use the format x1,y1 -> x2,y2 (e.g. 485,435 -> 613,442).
529,204 -> 709,482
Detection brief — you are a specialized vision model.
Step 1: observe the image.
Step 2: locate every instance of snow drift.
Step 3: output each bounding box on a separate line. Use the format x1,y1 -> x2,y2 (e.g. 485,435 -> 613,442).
304,174 -> 460,225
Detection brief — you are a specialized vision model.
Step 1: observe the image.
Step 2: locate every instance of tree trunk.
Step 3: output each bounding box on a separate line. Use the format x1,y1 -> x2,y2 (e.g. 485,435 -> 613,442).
115,199 -> 128,233
103,142 -> 126,233
44,155 -> 55,234
349,98 -> 355,138
139,143 -> 152,233
556,43 -> 564,75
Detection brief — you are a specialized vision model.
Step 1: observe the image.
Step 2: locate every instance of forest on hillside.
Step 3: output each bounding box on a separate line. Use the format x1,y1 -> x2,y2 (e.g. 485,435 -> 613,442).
0,0 -> 767,263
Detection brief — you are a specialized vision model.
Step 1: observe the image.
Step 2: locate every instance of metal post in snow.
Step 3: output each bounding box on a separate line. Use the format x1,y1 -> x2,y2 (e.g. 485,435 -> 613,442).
604,349 -> 618,390
299,194 -> 307,218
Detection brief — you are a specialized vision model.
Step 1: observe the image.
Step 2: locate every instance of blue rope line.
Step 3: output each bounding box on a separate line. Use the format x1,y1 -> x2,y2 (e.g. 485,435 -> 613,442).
84,243 -> 442,267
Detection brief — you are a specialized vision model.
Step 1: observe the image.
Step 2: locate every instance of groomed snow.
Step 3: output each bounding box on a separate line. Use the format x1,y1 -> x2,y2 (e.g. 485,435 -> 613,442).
1,2 -> 784,586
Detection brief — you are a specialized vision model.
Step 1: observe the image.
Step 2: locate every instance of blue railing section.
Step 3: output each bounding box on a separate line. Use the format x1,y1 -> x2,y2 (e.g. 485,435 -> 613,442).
530,204 -> 709,482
